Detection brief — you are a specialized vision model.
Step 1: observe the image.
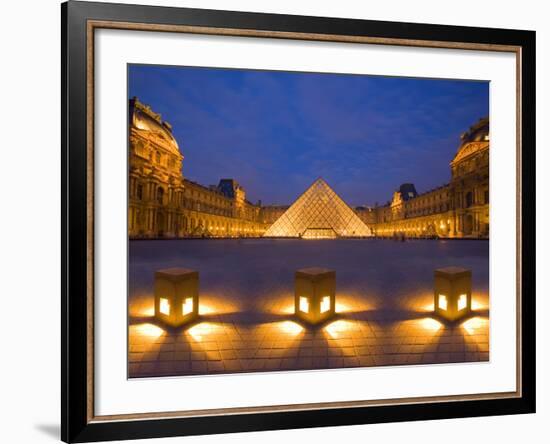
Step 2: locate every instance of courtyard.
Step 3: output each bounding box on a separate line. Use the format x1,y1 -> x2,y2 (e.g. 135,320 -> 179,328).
128,239 -> 489,378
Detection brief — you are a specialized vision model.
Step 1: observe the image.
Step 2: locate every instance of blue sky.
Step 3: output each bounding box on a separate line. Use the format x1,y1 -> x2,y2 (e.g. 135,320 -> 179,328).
129,65 -> 488,206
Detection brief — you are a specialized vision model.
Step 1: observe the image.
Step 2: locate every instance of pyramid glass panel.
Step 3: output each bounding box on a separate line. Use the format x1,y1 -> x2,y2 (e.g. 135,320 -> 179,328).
264,179 -> 372,238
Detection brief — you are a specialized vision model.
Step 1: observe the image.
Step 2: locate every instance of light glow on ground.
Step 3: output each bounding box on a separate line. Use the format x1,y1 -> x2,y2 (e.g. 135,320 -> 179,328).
133,305 -> 155,317
462,316 -> 489,335
324,319 -> 359,339
186,322 -> 223,341
128,293 -> 156,317
279,303 -> 295,315
335,301 -> 352,313
266,294 -> 373,316
277,320 -> 304,336
421,302 -> 435,312
471,299 -> 488,311
198,304 -> 216,315
197,296 -> 240,316
334,295 -> 373,314
131,323 -> 165,338
419,317 -> 443,332
128,239 -> 490,377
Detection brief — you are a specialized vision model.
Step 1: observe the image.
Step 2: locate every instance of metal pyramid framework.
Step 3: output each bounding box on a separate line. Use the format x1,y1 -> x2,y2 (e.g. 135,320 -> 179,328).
264,178 -> 372,238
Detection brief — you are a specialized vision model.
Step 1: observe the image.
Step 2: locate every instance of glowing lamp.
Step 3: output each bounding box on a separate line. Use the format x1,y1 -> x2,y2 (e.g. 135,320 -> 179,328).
434,267 -> 472,321
154,268 -> 199,327
295,267 -> 336,324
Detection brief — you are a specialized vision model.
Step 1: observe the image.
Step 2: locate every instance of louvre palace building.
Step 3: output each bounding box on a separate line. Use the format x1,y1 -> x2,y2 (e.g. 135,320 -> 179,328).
128,97 -> 489,240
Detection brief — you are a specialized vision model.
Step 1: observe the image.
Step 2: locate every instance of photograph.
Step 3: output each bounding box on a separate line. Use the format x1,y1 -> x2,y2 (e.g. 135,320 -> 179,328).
56,1 -> 538,441
127,65 -> 490,378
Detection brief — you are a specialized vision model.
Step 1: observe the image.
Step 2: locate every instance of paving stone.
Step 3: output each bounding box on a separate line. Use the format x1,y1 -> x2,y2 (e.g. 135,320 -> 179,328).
128,280 -> 489,377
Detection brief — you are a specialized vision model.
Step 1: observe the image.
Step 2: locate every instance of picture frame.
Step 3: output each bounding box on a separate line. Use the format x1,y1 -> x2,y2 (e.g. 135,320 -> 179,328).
61,1 -> 536,442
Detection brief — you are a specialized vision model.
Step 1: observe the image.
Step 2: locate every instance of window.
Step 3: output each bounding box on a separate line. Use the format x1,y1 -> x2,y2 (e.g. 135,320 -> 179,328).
465,192 -> 473,208
484,190 -> 489,204
155,151 -> 161,163
156,187 -> 164,204
458,294 -> 467,311
159,298 -> 170,315
182,297 -> 193,315
299,297 -> 309,313
136,184 -> 143,200
320,296 -> 331,313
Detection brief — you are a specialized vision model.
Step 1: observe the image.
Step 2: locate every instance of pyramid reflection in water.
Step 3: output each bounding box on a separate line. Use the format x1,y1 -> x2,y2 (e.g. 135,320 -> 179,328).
264,178 -> 372,238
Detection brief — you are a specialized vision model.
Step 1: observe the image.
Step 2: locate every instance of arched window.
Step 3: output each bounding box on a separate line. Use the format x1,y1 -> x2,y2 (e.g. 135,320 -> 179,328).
155,151 -> 161,164
156,187 -> 164,204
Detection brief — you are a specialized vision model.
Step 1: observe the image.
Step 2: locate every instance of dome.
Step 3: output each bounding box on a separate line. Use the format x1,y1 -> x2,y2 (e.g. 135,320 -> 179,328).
452,117 -> 489,164
130,98 -> 180,155
459,117 -> 489,145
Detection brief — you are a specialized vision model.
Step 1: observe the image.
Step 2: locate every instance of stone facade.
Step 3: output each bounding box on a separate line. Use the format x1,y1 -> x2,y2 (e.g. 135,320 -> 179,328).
367,117 -> 489,239
129,97 -> 488,240
259,205 -> 288,226
128,98 -> 265,239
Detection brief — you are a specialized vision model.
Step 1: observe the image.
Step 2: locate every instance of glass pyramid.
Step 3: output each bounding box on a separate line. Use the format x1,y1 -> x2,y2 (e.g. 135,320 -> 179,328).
264,178 -> 372,238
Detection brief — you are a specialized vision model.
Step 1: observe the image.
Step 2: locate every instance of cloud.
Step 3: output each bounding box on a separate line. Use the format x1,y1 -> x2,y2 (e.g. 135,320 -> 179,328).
129,65 -> 488,206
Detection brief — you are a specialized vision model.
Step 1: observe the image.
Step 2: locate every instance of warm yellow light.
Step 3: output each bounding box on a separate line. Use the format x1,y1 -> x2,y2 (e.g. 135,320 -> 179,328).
196,297 -> 240,316
133,323 -> 164,338
438,294 -> 447,310
140,306 -> 155,317
324,319 -> 356,339
335,302 -> 350,313
198,303 -> 215,315
159,298 -> 170,315
299,296 -> 309,313
278,320 -> 303,336
421,302 -> 435,312
320,296 -> 331,313
419,317 -> 442,332
131,304 -> 155,317
187,322 -> 221,341
332,295 -> 374,314
471,299 -> 486,311
457,294 -> 467,311
280,303 -> 295,315
182,297 -> 193,315
462,316 -> 488,335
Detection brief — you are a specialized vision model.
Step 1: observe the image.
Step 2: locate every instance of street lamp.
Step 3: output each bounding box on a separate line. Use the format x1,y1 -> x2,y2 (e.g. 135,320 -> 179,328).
434,267 -> 472,321
154,268 -> 199,327
295,267 -> 336,324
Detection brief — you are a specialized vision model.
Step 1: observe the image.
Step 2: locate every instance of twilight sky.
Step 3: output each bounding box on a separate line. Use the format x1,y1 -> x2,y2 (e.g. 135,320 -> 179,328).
129,65 -> 488,207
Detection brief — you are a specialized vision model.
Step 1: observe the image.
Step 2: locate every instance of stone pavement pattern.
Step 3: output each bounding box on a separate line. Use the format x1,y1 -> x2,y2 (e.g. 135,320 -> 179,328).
128,239 -> 489,378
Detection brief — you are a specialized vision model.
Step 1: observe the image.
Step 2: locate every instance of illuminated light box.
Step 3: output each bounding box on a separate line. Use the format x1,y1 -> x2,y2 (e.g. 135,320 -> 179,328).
434,266 -> 472,321
295,267 -> 336,324
154,268 -> 199,327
